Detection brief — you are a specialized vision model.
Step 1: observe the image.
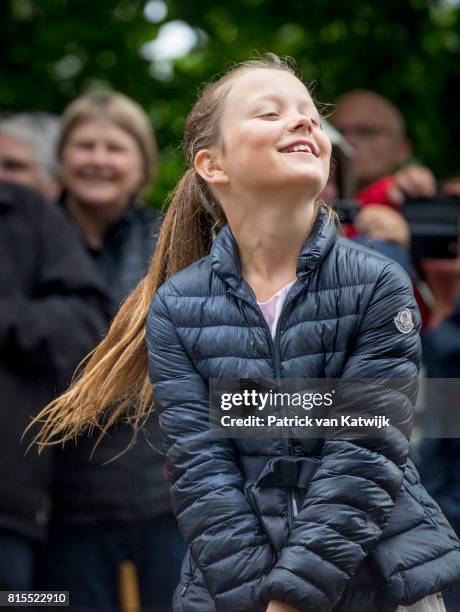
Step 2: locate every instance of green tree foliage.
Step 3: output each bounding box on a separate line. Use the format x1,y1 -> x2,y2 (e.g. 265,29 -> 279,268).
1,0 -> 459,206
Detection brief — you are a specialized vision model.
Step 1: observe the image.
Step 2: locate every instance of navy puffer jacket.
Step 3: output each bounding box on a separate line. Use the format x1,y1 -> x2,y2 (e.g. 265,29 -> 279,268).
147,208 -> 460,612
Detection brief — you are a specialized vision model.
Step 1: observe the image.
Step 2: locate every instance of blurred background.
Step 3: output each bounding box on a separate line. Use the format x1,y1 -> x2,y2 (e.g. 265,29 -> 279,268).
2,1 -> 460,610
2,0 -> 460,207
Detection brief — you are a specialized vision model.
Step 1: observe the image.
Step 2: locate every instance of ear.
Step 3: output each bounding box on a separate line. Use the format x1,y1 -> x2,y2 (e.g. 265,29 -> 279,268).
194,149 -> 229,186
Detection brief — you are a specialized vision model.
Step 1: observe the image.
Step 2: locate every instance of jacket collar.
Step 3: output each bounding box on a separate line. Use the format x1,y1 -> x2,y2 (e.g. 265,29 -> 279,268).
211,205 -> 337,291
58,191 -> 144,252
0,181 -> 17,212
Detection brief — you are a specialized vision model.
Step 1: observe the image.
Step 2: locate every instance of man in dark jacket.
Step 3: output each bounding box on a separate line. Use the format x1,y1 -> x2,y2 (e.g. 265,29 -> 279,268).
0,180 -> 109,589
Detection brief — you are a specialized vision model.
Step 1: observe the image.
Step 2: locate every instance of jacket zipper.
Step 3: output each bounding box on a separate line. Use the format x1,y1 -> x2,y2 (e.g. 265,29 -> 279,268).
231,282 -> 306,530
273,285 -> 305,530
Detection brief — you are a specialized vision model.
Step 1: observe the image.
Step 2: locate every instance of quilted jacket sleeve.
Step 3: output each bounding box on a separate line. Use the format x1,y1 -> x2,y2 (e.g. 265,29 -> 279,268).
260,262 -> 421,611
146,287 -> 274,612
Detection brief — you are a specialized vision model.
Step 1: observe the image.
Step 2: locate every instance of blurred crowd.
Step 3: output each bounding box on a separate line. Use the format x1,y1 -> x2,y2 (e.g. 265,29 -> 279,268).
1,85 -> 459,611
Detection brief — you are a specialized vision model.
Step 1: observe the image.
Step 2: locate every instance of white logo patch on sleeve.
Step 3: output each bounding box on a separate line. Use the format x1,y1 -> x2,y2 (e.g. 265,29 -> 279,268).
394,308 -> 414,334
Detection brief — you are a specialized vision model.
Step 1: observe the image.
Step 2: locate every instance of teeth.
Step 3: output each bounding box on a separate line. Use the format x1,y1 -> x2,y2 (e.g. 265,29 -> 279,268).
286,144 -> 312,153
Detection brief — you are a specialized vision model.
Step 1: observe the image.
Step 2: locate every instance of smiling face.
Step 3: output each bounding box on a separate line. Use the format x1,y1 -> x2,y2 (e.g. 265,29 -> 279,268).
61,118 -> 144,211
214,69 -> 331,200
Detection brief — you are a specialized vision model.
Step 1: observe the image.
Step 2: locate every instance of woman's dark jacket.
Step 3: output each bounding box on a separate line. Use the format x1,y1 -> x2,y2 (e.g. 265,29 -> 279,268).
146,207 -> 460,612
51,203 -> 172,525
0,181 -> 109,539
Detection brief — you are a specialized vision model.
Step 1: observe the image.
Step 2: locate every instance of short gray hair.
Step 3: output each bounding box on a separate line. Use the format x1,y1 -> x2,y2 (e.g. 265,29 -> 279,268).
0,113 -> 60,181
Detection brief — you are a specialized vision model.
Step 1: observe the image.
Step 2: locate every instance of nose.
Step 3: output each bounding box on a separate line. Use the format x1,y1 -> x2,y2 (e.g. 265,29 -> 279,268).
88,144 -> 110,166
287,112 -> 313,133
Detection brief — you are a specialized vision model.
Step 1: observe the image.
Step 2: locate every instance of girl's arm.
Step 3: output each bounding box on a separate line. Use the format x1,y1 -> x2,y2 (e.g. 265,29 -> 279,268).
260,262 -> 421,611
147,287 -> 274,612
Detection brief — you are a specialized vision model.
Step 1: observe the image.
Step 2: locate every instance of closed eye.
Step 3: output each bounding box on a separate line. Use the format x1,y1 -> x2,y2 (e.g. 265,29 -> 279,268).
311,117 -> 323,129
73,141 -> 94,150
108,144 -> 127,153
259,112 -> 279,119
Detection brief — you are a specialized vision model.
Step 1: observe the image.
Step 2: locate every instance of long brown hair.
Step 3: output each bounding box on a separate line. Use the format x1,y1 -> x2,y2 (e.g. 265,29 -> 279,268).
32,53 -> 336,450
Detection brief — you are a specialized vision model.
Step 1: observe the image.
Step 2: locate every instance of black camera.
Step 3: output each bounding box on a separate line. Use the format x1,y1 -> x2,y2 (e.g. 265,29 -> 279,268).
332,195 -> 460,259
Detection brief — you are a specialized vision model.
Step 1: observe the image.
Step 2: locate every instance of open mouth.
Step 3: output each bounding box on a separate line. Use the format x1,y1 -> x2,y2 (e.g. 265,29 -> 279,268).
79,175 -> 116,184
278,141 -> 319,157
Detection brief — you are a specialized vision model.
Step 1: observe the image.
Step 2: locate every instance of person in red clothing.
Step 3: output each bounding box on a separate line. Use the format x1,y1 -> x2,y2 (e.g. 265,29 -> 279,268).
323,91 -> 415,249
331,89 -> 460,330
331,89 -> 436,206
329,91 -> 436,325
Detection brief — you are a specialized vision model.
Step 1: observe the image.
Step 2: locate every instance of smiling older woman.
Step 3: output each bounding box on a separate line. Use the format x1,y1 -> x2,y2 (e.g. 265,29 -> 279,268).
35,90 -> 185,612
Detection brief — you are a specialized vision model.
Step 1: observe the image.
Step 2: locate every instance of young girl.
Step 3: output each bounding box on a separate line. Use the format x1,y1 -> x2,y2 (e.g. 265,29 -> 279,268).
36,55 -> 460,612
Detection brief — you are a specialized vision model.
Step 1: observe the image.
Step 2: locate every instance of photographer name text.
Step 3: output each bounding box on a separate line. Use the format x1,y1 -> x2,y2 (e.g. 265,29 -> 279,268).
220,415 -> 391,428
